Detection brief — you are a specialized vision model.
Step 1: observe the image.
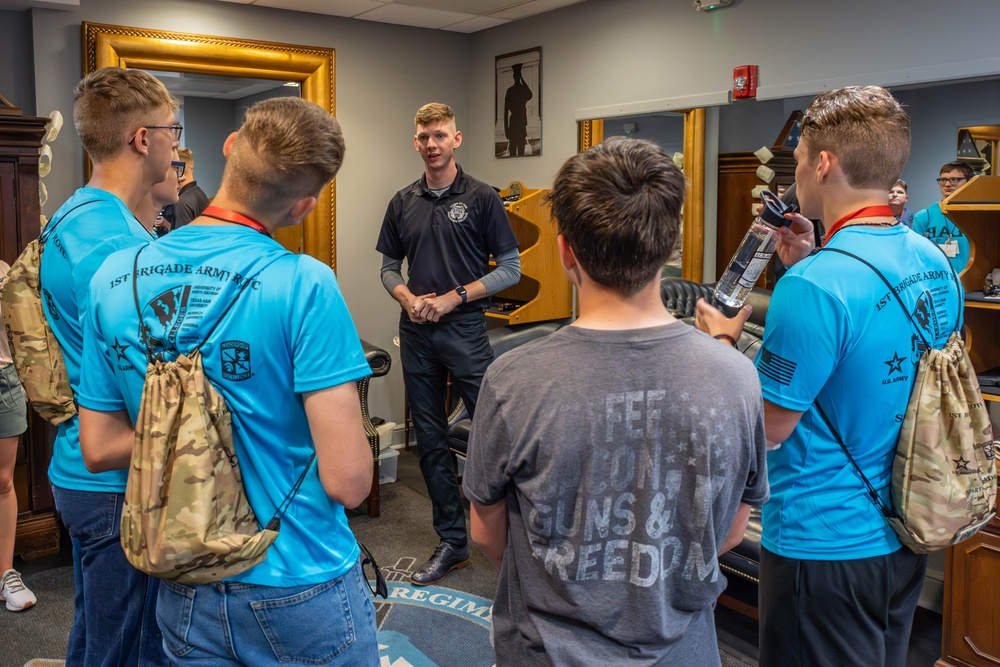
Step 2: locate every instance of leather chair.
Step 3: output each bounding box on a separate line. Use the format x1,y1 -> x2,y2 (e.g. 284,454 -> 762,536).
446,321 -> 565,465
359,339 -> 392,517
659,278 -> 771,619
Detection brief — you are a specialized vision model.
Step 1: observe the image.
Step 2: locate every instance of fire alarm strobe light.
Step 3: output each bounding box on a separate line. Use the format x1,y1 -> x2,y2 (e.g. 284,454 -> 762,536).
693,0 -> 734,10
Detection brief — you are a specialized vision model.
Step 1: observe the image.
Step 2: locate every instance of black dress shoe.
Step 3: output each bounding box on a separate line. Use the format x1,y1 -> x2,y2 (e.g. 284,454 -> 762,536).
411,541 -> 470,586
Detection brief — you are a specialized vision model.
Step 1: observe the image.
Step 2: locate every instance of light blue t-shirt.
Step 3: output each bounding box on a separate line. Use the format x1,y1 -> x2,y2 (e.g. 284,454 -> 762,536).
758,225 -> 963,560
911,201 -> 971,275
79,225 -> 371,586
41,186 -> 154,492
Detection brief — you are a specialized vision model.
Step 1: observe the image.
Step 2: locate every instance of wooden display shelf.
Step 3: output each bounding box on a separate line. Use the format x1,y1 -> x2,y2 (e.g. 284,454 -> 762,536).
941,175 -> 1000,291
935,175 -> 1000,667
487,182 -> 572,325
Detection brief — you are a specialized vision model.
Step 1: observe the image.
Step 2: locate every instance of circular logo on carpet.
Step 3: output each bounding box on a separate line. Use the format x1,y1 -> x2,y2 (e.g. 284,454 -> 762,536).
372,556 -> 495,667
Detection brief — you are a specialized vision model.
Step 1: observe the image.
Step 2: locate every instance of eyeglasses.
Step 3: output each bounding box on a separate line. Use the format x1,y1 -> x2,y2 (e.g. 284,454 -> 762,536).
936,177 -> 968,186
128,124 -> 183,144
170,161 -> 186,179
358,541 -> 388,599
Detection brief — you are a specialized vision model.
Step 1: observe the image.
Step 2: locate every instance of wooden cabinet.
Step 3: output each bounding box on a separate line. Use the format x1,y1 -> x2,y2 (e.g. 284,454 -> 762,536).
486,182 -> 573,325
0,95 -> 60,560
716,150 -> 796,284
936,175 -> 1000,667
937,521 -> 1000,667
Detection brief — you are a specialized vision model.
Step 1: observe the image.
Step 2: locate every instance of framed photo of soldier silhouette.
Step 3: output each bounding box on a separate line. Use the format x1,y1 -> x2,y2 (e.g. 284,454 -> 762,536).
495,47 -> 541,159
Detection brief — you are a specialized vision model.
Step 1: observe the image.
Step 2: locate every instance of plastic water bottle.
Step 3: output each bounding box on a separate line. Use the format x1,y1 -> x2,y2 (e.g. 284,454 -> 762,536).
714,189 -> 797,308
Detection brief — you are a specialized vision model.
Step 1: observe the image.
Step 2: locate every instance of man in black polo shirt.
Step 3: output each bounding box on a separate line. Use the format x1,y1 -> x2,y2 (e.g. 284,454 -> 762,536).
377,102 -> 520,585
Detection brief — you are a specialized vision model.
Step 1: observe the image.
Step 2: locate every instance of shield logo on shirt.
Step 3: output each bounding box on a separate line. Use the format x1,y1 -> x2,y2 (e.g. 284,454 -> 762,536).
448,202 -> 469,223
221,340 -> 252,381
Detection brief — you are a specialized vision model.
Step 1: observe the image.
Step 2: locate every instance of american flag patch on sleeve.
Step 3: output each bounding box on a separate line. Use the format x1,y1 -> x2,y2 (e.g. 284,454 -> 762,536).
758,347 -> 797,386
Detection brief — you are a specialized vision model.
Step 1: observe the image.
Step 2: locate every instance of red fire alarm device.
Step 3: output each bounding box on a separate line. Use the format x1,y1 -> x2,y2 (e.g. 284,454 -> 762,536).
733,65 -> 759,99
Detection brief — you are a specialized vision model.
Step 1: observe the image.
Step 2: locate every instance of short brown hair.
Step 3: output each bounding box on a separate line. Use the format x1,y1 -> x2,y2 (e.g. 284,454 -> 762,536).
800,86 -> 910,190
177,147 -> 194,168
414,103 -> 455,129
893,179 -> 907,192
73,67 -> 178,163
223,97 -> 345,215
939,161 -> 974,179
547,137 -> 686,296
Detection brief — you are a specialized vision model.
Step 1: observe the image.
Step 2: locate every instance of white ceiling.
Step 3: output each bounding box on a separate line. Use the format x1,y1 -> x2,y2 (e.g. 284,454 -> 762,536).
213,0 -> 587,33
0,0 -> 587,32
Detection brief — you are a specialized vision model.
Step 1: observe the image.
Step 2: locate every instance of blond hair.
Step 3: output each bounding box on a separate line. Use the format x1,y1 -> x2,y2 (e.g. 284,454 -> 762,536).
414,103 -> 455,130
223,97 -> 345,215
800,86 -> 910,190
177,147 -> 194,169
73,67 -> 178,163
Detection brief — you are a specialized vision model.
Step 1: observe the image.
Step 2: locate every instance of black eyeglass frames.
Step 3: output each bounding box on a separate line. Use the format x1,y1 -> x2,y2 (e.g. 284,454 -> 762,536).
128,124 -> 184,145
171,161 -> 186,179
358,541 -> 388,599
936,177 -> 968,186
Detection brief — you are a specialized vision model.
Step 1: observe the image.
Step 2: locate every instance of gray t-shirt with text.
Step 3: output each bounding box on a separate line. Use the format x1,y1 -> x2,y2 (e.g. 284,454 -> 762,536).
463,322 -> 768,666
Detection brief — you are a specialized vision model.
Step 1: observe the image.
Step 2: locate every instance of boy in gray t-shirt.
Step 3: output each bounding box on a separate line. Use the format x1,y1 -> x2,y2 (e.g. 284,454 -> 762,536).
463,137 -> 769,667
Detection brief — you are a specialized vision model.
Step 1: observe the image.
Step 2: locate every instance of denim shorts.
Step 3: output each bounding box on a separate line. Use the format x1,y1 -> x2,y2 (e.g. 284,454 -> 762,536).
0,364 -> 27,438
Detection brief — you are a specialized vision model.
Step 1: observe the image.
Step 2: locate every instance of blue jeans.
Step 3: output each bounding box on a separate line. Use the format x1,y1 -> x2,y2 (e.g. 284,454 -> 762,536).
52,486 -> 166,667
155,561 -> 378,665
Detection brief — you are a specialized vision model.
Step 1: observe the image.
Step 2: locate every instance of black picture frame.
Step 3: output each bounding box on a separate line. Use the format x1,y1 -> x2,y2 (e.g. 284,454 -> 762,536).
772,110 -> 803,150
495,47 -> 541,159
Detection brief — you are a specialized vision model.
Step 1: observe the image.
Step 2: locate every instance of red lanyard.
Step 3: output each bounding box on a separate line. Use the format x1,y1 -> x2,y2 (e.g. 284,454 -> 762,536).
201,205 -> 271,237
822,205 -> 894,247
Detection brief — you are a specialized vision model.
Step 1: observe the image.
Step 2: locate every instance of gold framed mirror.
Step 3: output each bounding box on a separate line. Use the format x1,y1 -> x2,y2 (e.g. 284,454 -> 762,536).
579,109 -> 705,282
82,22 -> 338,269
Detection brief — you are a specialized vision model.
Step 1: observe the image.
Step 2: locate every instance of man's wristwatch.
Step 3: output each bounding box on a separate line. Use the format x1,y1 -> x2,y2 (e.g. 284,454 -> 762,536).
455,285 -> 468,304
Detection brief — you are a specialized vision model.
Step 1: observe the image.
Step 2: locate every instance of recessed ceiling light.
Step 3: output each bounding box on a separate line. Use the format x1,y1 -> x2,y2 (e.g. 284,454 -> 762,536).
284,82 -> 300,87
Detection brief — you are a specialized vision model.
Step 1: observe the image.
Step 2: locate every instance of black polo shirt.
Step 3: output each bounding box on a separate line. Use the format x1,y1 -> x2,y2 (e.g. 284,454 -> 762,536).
376,165 -> 518,316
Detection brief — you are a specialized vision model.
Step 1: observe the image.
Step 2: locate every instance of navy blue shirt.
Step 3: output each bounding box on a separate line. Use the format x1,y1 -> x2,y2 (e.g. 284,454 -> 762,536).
376,165 -> 518,316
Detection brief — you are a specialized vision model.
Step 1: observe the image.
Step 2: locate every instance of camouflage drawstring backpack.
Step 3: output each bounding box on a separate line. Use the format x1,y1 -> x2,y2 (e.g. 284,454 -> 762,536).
818,247 -> 996,554
122,247 -> 313,584
1,201 -> 98,425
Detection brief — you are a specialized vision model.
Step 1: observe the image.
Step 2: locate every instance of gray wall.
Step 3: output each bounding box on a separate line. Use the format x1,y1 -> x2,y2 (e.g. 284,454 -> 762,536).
182,96 -> 236,199
603,113 -> 684,157
464,0 -> 1000,202
16,0 -> 1000,426
897,80 -> 1000,211
28,0 -> 471,425
0,10 -> 35,114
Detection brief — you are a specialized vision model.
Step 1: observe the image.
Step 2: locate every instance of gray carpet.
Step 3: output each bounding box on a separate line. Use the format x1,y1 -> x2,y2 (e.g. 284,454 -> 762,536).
1,478 -> 755,667
3,565 -> 72,667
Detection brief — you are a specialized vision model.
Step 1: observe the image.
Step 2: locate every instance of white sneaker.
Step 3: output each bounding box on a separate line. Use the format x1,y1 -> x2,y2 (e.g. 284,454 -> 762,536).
0,568 -> 36,611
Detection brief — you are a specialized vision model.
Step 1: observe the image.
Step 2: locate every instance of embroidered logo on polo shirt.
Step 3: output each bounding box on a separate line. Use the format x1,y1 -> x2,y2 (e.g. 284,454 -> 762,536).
448,202 -> 469,223
221,340 -> 252,381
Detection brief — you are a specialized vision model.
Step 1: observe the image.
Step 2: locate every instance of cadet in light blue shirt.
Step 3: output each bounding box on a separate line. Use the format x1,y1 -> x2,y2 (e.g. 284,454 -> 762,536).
79,96 -> 379,666
696,86 -> 961,667
40,67 -> 178,667
911,161 -> 976,274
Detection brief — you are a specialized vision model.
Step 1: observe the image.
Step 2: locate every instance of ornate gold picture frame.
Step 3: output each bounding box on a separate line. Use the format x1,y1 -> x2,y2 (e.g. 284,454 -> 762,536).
82,22 -> 337,268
